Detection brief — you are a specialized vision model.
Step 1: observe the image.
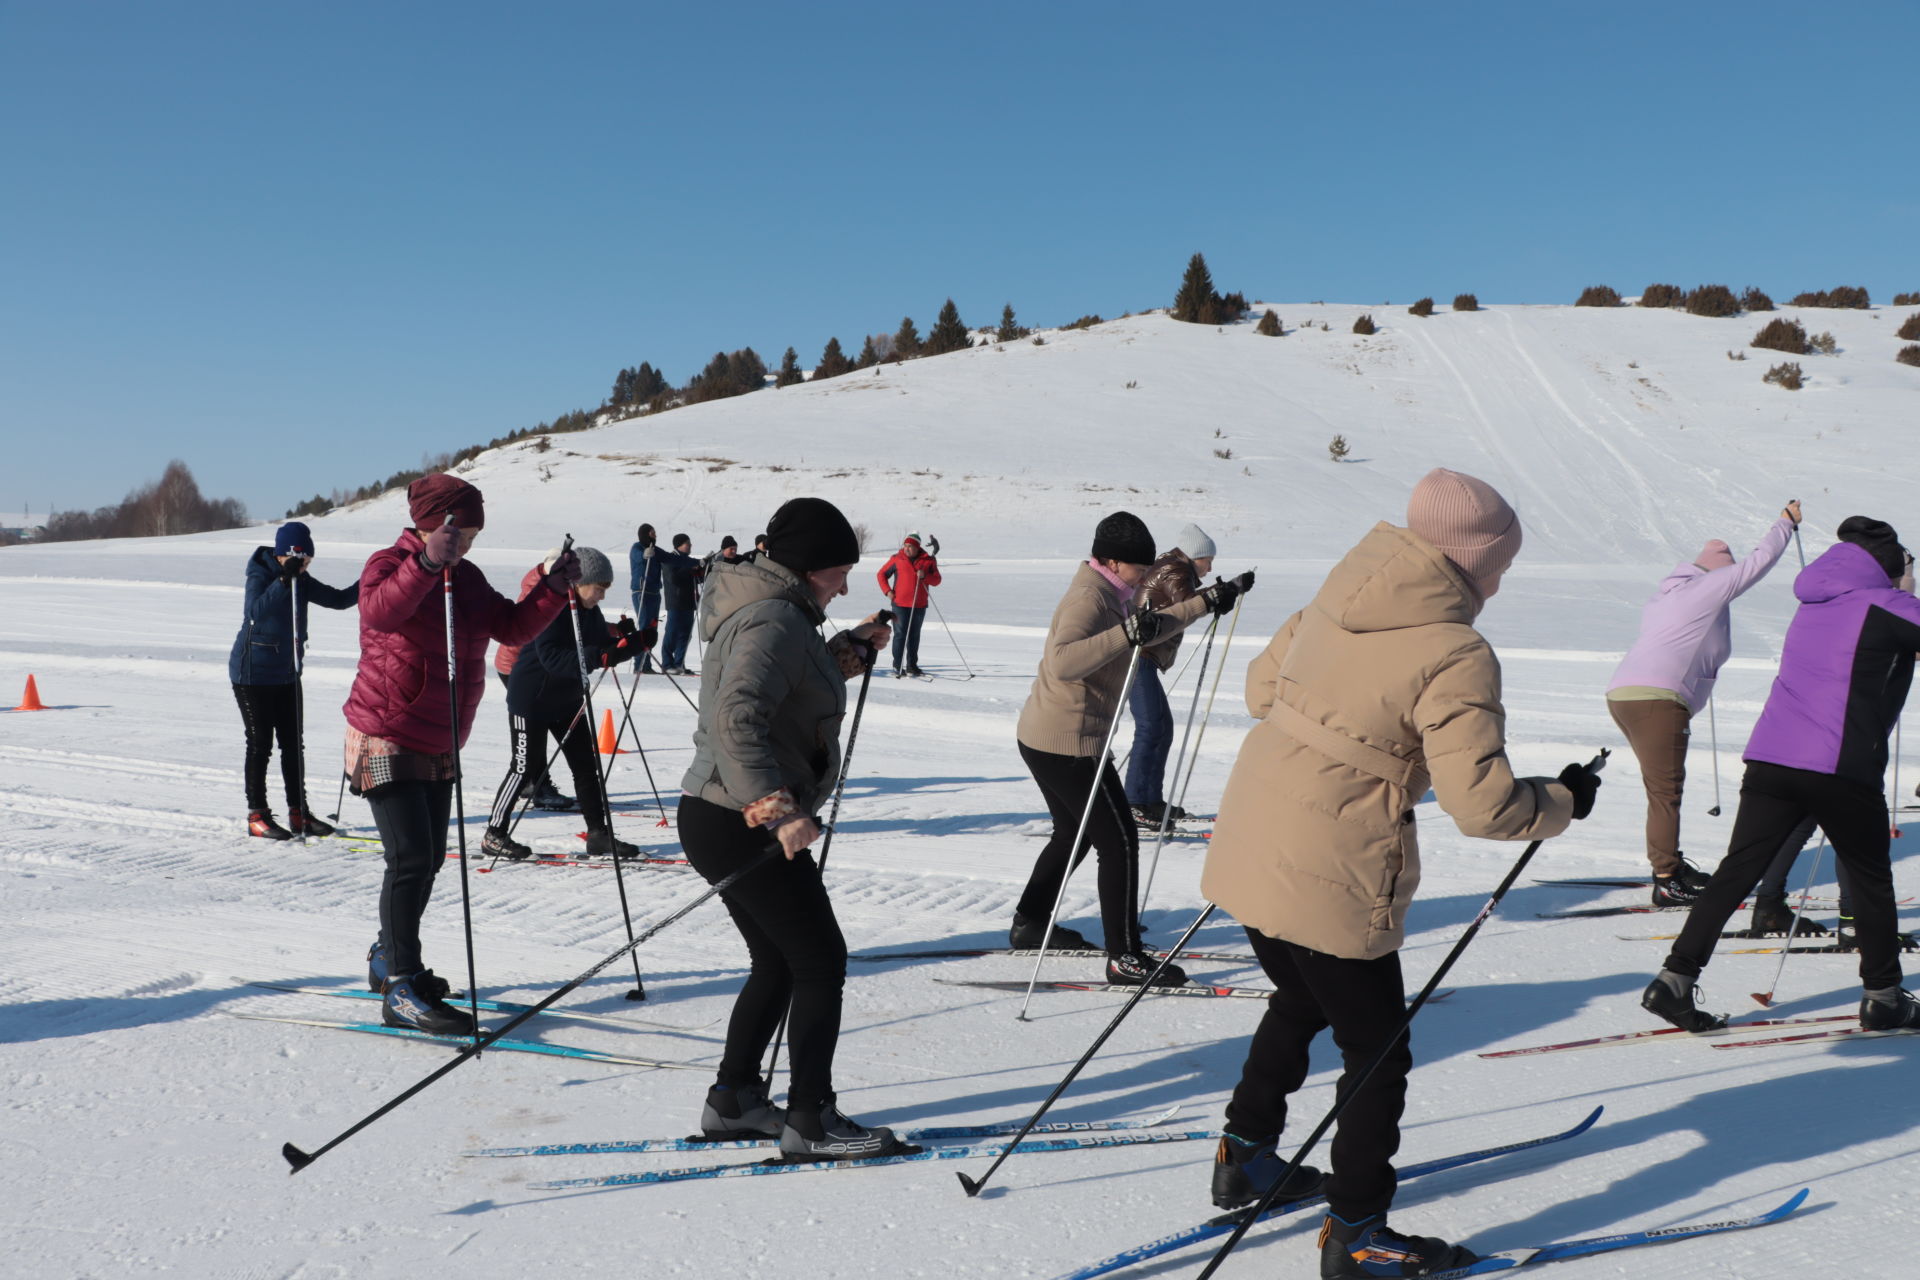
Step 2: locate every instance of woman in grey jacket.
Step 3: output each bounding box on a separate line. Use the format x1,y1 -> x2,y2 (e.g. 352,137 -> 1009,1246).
679,497 -> 895,1161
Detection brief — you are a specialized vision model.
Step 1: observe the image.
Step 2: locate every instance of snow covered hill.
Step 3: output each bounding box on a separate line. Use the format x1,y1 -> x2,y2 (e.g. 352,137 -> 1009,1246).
2,300 -> 1917,1279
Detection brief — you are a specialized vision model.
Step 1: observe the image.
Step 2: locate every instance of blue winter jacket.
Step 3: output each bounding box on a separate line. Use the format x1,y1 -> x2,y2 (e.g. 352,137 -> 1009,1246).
227,546 -> 360,685
630,542 -> 663,597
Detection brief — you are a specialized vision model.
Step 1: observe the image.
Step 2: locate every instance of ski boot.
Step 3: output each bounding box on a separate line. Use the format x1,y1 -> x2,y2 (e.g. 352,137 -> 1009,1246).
1319,1212 -> 1479,1278
1106,950 -> 1189,987
1009,912 -> 1095,951
1131,802 -> 1167,830
287,807 -> 335,838
1640,970 -> 1727,1032
1211,1132 -> 1326,1209
1748,893 -> 1828,938
529,780 -> 577,812
482,826 -> 531,861
1835,918 -> 1919,953
248,810 -> 293,840
367,940 -> 388,993
904,664 -> 924,678
699,1079 -> 787,1140
584,828 -> 642,859
381,971 -> 476,1036
1861,987 -> 1920,1030
778,1101 -> 906,1162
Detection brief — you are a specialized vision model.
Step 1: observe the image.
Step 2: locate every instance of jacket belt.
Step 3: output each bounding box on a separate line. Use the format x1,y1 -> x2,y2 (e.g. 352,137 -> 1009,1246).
1266,697 -> 1419,790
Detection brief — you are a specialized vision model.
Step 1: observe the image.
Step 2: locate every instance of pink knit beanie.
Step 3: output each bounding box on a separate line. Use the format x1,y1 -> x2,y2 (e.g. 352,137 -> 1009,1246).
1406,468 -> 1523,599
1694,540 -> 1735,572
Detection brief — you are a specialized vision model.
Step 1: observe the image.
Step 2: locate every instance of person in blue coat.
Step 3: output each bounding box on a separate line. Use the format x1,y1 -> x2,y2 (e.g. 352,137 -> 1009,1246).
630,523 -> 663,672
227,522 -> 359,839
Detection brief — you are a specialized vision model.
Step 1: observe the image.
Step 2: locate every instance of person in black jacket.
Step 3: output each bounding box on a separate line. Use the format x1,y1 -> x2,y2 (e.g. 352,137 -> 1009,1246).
657,533 -> 704,674
482,546 -> 654,859
227,522 -> 359,839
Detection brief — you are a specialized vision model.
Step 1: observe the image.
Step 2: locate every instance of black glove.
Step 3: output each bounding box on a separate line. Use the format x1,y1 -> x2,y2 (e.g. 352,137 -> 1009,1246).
635,623 -> 658,652
1557,762 -> 1602,821
279,555 -> 308,583
543,549 -> 582,592
1201,570 -> 1254,616
611,615 -> 637,638
1123,608 -> 1168,646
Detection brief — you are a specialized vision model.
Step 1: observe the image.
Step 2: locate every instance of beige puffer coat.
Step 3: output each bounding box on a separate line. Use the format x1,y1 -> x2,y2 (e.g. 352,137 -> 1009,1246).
1017,561 -> 1210,758
1200,523 -> 1573,960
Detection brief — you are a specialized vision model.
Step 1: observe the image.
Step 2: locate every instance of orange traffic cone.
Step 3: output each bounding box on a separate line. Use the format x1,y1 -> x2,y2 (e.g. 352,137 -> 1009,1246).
597,708 -> 630,755
15,675 -> 46,711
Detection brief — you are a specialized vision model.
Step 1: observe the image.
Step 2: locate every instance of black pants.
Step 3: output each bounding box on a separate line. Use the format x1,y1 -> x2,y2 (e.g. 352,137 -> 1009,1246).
1225,930 -> 1410,1221
487,708 -> 604,831
1754,813 -> 1857,910
1667,761 -> 1901,989
497,672 -> 551,790
233,682 -> 304,812
1016,741 -> 1141,955
679,794 -> 847,1110
368,778 -> 454,977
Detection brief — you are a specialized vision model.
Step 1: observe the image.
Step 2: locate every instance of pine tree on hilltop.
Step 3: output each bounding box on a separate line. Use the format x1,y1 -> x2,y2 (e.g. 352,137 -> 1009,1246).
1172,252 -> 1218,323
996,303 -> 1028,342
634,362 -> 668,401
893,316 -> 922,359
814,336 -> 854,381
924,298 -> 972,356
856,335 -> 880,368
775,346 -> 804,387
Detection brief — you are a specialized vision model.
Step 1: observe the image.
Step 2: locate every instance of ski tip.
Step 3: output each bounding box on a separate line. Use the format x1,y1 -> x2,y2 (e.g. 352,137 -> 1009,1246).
1777,1187 -> 1811,1216
1571,1105 -> 1604,1136
957,1171 -> 983,1197
283,1142 -> 315,1173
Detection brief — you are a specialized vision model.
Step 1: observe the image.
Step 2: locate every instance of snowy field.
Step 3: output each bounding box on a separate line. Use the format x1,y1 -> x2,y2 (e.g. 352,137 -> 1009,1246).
3,304 -> 1917,1278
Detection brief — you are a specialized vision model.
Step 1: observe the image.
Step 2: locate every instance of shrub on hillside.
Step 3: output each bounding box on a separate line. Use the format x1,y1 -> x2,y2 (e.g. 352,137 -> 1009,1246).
1741,287 -> 1774,312
1575,285 -> 1622,307
1684,284 -> 1741,317
1751,316 -> 1810,354
1062,314 -> 1104,331
1810,331 -> 1838,355
1763,361 -> 1804,390
1639,283 -> 1685,308
1353,314 -> 1377,335
1898,344 -> 1920,368
1328,434 -> 1351,462
1896,313 -> 1920,341
1256,309 -> 1283,336
1409,297 -> 1434,317
1453,293 -> 1479,312
1893,292 -> 1920,306
1789,285 -> 1871,308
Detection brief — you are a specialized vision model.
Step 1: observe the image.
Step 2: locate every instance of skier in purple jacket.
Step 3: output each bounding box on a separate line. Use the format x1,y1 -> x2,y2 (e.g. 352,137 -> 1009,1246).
1644,517 -> 1920,1034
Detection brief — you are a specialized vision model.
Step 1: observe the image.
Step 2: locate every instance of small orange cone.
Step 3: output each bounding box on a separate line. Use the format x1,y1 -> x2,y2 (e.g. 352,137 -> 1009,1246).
15,675 -> 46,711
597,708 -> 629,755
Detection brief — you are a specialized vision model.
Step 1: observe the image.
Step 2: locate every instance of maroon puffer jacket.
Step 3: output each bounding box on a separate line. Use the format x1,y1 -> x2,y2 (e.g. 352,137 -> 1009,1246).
344,530 -> 566,754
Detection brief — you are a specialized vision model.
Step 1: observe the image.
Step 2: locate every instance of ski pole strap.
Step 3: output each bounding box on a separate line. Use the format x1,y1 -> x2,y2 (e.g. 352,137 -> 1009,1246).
1264,698 -> 1420,790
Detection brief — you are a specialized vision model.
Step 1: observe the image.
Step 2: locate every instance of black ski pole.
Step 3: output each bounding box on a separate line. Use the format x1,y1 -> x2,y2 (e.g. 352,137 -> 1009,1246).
957,902 -> 1217,1198
281,844 -> 781,1174
291,570 -> 307,846
1195,750 -> 1610,1279
658,666 -> 700,714
562,537 -> 648,1002
440,522 -> 483,1049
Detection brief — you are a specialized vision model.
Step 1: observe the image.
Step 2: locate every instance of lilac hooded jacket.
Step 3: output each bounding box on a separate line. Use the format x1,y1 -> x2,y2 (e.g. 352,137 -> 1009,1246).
1606,517 -> 1794,713
1745,542 -> 1920,786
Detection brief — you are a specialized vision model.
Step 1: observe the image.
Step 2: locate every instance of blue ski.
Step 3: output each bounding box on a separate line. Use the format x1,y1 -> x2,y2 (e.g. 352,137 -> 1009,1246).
222,1011 -> 705,1070
1422,1188 -> 1808,1276
1050,1107 -> 1603,1280
528,1128 -> 1218,1190
467,1105 -> 1180,1158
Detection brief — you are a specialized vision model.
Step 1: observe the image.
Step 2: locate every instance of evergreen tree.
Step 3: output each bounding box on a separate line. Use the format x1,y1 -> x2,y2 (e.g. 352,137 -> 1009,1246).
924,298 -> 972,355
996,303 -> 1027,342
814,336 -> 853,381
611,367 -> 634,404
635,362 -> 669,401
1172,252 -> 1218,323
856,335 -> 880,369
892,316 -> 922,359
1256,309 -> 1283,337
775,346 -> 804,387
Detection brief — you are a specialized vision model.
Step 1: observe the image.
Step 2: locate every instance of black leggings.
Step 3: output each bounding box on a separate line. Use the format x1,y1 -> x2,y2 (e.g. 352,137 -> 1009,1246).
233,682 -> 303,812
368,778 -> 454,977
487,710 -> 604,832
496,671 -> 551,790
1667,761 -> 1901,989
679,794 -> 847,1110
1755,813 -> 1857,910
1225,931 -> 1411,1221
1016,741 -> 1141,954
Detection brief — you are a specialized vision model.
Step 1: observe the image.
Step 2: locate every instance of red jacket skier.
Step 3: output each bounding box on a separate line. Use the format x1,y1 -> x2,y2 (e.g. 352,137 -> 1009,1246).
877,536 -> 941,609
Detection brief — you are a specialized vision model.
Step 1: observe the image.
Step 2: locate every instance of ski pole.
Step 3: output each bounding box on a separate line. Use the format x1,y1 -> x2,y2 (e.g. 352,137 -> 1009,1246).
281,844 -> 781,1174
927,593 -> 976,679
1170,588 -> 1246,820
563,539 -> 648,1002
958,903 -> 1216,1197
1893,722 -> 1904,840
1017,635 -> 1147,1022
440,522 -> 482,1049
1752,834 -> 1825,1008
291,572 -> 307,846
765,610 -> 891,1083
1707,695 -> 1723,817
657,667 -> 700,714
1791,514 -> 1806,570
500,668 -> 605,846
1140,613 -> 1220,914
607,664 -> 671,826
1197,750 -> 1609,1279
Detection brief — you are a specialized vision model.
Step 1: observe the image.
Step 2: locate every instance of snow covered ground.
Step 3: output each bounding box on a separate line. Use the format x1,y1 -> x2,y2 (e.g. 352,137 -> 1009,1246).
3,303 -> 1917,1278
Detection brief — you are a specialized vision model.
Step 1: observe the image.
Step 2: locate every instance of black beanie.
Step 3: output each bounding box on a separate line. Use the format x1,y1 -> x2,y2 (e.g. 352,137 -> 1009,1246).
767,497 -> 861,574
1837,516 -> 1907,579
1091,510 -> 1155,567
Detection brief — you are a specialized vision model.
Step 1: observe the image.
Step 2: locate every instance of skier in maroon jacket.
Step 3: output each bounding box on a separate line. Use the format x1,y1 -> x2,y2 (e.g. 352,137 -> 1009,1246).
876,533 -> 942,676
345,474 -> 577,1034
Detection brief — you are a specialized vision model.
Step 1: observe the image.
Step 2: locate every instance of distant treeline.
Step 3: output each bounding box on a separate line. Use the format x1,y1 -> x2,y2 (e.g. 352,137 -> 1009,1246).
40,461 -> 248,543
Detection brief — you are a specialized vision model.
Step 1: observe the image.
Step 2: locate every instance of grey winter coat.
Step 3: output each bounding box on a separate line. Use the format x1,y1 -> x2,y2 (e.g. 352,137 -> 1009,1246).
681,554 -> 863,817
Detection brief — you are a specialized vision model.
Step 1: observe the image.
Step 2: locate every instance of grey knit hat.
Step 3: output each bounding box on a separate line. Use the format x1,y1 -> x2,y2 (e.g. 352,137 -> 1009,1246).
574,545 -> 614,586
1173,523 -> 1216,560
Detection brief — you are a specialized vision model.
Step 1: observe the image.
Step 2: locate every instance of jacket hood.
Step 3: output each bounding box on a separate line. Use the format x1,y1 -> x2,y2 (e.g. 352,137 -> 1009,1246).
1312,523 -> 1481,634
1795,542 -> 1890,605
1656,562 -> 1707,595
701,553 -> 822,639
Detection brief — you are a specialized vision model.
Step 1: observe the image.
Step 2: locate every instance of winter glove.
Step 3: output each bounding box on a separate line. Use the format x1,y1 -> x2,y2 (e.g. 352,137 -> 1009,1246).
279,555 -> 308,583
1201,571 -> 1254,616
1123,608 -> 1168,647
420,524 -> 463,570
1557,762 -> 1602,821
611,615 -> 637,638
914,561 -> 932,578
543,549 -> 582,592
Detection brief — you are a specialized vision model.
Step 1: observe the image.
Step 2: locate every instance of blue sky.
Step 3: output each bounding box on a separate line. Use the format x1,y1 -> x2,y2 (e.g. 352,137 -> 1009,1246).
3,2 -> 1915,521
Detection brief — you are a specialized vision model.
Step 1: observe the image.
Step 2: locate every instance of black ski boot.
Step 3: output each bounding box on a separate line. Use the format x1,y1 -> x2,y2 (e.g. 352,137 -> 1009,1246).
248,809 -> 293,840
367,940 -> 387,993
1106,950 -> 1188,987
1131,802 -> 1167,829
482,826 -> 531,860
1319,1213 -> 1479,1278
1862,987 -> 1920,1030
1835,918 -> 1920,953
529,780 -> 577,812
287,806 -> 335,837
1009,912 -> 1095,951
699,1079 -> 786,1140
584,828 -> 642,858
1641,970 -> 1727,1032
382,971 -> 476,1036
778,1101 -> 907,1162
1749,893 -> 1828,938
1211,1132 -> 1326,1209
1650,855 -> 1711,906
